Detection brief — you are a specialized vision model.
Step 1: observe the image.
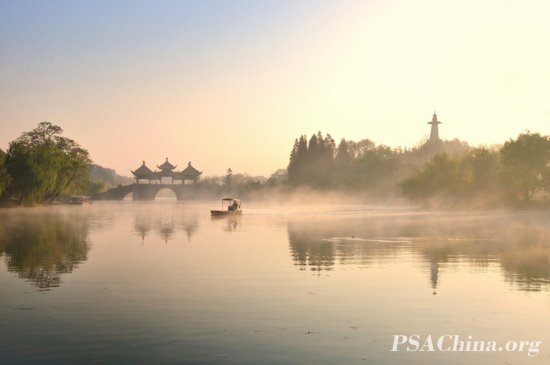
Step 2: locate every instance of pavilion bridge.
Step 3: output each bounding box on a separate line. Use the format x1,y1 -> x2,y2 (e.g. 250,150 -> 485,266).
91,158 -> 202,201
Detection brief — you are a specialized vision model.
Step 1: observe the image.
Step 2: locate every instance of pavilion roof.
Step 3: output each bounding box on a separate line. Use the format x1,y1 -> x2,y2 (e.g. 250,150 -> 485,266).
157,157 -> 177,171
131,161 -> 154,177
179,162 -> 202,176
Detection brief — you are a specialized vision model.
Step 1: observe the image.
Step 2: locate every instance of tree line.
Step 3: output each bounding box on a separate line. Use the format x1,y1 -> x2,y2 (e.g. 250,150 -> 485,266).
2,122 -> 549,207
286,130 -> 550,207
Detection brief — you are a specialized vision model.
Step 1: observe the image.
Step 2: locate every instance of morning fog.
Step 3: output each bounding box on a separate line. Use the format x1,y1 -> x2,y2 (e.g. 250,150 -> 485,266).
0,202 -> 548,364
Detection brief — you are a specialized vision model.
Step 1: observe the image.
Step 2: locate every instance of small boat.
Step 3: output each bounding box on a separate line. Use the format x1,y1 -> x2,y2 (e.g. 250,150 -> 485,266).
68,196 -> 92,205
211,198 -> 242,216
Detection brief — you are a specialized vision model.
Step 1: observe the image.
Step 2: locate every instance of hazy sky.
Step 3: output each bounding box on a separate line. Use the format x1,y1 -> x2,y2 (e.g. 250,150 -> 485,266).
2,0 -> 550,177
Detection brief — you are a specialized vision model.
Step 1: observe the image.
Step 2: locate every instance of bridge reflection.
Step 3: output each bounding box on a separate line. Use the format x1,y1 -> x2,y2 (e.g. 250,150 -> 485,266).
132,204 -> 200,243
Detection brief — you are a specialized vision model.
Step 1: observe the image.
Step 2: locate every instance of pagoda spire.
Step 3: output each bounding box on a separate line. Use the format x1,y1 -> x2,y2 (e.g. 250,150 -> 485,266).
428,111 -> 442,141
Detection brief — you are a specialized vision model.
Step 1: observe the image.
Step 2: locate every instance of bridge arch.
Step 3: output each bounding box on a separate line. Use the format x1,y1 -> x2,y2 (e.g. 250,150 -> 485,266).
154,187 -> 178,200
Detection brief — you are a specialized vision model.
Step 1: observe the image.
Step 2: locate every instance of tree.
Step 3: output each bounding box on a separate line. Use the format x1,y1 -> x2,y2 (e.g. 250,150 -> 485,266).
307,132 -> 335,187
287,135 -> 308,185
354,144 -> 400,194
346,139 -> 375,159
335,138 -> 351,172
0,149 -> 10,197
87,180 -> 108,195
400,153 -> 472,206
4,122 -> 91,205
287,132 -> 335,188
500,131 -> 550,203
267,169 -> 287,186
461,147 -> 500,197
443,138 -> 471,159
224,168 -> 233,186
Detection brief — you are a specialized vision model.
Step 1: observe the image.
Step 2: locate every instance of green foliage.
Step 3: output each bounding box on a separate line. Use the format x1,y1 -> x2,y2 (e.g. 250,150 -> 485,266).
328,143 -> 401,196
400,148 -> 502,207
400,153 -> 471,206
3,122 -> 91,205
284,129 -> 550,207
87,180 -> 108,195
355,144 -> 400,190
345,139 -> 376,159
0,149 -> 10,197
500,131 -> 550,202
462,147 -> 500,196
288,133 -> 405,198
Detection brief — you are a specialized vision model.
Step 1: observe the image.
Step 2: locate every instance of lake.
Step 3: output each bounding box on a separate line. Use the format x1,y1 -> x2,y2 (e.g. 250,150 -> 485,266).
0,201 -> 549,364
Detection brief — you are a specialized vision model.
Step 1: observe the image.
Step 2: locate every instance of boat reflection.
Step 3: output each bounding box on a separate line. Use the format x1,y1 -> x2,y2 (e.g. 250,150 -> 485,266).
0,210 -> 90,291
210,215 -> 241,232
287,212 -> 550,292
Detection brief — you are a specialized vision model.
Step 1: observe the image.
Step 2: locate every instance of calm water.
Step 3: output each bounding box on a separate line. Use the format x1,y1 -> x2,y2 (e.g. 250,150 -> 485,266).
0,201 -> 549,364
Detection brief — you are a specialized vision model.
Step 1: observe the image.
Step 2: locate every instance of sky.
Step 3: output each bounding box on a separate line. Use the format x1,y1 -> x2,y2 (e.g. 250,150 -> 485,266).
1,0 -> 550,178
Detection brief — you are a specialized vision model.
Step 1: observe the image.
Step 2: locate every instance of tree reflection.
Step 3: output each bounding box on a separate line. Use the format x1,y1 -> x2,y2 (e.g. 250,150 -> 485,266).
498,220 -> 550,292
0,210 -> 89,290
287,212 -> 550,291
288,219 -> 337,274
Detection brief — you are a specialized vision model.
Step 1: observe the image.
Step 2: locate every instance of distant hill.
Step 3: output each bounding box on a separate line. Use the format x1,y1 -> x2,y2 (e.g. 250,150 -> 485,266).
89,164 -> 133,187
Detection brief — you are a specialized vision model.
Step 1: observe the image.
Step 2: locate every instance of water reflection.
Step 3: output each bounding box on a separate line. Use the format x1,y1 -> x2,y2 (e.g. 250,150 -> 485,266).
287,212 -> 550,292
0,209 -> 89,290
210,215 -> 241,232
133,208 -> 151,242
131,205 -> 200,243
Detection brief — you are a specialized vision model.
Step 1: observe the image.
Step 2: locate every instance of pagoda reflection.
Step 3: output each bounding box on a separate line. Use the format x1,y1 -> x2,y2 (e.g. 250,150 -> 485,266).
286,211 -> 550,292
131,204 -> 200,243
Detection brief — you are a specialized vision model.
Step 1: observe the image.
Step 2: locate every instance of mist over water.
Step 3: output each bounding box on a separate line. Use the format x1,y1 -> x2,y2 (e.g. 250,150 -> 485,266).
0,202 -> 548,364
